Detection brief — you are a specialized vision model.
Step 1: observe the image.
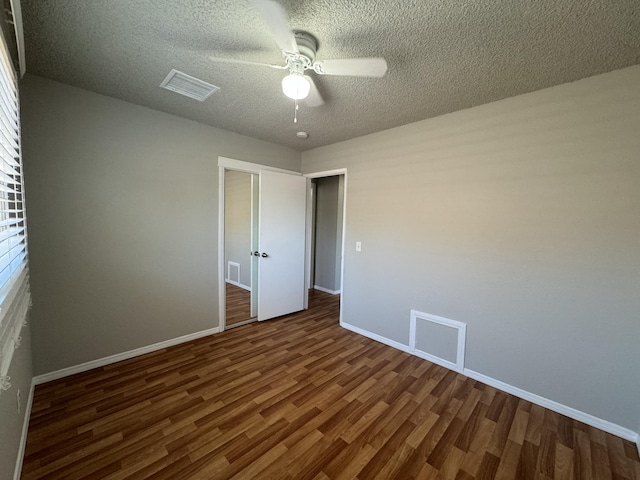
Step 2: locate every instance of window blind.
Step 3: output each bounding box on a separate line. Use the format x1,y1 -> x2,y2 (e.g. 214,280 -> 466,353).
0,29 -> 26,304
0,24 -> 30,393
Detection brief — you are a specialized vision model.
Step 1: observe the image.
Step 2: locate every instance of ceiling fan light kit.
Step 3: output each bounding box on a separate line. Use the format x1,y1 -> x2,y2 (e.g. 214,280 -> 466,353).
282,73 -> 310,100
208,0 -> 388,116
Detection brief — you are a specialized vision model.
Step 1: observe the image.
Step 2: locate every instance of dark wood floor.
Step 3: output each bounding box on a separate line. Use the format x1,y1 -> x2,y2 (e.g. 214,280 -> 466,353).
225,283 -> 252,327
23,290 -> 640,479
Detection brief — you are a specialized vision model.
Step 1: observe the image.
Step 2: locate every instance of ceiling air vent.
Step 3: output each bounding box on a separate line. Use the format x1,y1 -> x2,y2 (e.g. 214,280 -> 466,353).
160,69 -> 219,101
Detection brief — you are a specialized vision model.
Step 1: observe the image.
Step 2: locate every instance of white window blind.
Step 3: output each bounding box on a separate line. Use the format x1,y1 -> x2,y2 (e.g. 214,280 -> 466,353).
0,25 -> 30,393
0,30 -> 26,303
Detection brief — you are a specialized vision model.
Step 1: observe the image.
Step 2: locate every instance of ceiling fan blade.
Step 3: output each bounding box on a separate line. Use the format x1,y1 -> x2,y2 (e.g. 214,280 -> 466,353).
313,58 -> 388,77
252,0 -> 299,54
209,56 -> 287,69
304,75 -> 324,107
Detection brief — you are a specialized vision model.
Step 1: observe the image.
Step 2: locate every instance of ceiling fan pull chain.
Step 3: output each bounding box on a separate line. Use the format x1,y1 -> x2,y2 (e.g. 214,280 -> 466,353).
294,99 -> 299,123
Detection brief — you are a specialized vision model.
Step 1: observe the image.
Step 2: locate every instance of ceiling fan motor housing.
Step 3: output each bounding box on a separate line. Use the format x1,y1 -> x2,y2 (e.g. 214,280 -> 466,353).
285,31 -> 318,72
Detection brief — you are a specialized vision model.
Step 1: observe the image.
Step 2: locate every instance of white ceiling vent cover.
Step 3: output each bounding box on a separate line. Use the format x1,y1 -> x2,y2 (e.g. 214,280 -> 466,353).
160,69 -> 219,101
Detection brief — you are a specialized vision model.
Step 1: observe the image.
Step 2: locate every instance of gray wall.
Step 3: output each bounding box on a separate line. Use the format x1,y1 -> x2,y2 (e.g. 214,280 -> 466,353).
302,66 -> 640,432
313,176 -> 341,292
335,175 -> 344,291
0,322 -> 32,480
21,75 -> 300,375
224,170 -> 252,288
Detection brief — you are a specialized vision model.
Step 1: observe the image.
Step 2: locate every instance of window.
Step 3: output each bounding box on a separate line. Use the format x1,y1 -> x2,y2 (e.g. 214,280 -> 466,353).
0,24 -> 29,392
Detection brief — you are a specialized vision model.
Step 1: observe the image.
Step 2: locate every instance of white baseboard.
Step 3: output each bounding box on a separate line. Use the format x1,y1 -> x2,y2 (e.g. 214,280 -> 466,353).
225,279 -> 251,292
412,349 -> 460,375
314,285 -> 341,295
341,321 -> 639,444
341,321 -> 412,354
33,327 -> 221,385
463,369 -> 638,443
13,379 -> 35,480
225,317 -> 257,330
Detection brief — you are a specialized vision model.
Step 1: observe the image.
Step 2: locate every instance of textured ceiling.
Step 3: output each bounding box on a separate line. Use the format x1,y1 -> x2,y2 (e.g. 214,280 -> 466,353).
21,0 -> 640,151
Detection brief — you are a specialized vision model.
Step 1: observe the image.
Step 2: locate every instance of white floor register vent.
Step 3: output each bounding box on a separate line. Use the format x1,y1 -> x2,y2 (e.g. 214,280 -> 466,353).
409,310 -> 466,373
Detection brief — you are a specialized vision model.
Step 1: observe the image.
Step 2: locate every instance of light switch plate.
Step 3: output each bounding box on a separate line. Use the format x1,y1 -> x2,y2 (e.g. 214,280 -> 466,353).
356,241 -> 362,252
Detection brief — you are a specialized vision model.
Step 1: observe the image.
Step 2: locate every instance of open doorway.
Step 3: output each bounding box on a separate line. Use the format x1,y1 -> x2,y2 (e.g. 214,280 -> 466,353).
306,171 -> 346,323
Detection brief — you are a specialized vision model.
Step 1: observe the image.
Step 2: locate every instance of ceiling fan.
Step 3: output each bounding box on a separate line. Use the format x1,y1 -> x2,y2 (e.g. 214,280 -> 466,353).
209,0 -> 388,108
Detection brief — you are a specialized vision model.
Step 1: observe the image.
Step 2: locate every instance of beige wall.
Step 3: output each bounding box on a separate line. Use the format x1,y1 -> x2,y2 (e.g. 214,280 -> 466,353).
21,75 -> 300,375
302,66 -> 640,432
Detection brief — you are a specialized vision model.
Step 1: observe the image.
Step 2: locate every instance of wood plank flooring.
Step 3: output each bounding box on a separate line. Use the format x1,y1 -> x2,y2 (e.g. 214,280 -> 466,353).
23,290 -> 640,479
225,283 -> 252,327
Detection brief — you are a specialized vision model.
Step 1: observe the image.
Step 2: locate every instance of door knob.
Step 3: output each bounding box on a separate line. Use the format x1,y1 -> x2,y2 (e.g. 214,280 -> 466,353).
252,251 -> 260,256
261,252 -> 268,258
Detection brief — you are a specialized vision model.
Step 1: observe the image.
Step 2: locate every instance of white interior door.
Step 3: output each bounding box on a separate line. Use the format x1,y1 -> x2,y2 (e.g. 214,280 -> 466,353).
258,170 -> 307,321
250,173 -> 259,318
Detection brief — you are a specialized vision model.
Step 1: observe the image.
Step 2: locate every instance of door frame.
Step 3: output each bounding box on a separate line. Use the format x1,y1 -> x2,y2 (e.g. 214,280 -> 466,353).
303,168 -> 347,324
217,156 -> 302,330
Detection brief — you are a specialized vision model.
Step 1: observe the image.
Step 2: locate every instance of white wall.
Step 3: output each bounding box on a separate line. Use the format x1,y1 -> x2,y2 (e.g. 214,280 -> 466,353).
21,75 -> 300,375
302,66 -> 640,433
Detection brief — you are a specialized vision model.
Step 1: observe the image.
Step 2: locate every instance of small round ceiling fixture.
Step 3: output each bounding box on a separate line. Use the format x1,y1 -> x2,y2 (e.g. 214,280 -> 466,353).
296,131 -> 309,139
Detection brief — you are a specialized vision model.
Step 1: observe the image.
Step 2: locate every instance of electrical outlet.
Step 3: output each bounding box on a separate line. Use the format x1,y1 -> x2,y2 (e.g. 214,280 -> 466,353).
16,389 -> 21,415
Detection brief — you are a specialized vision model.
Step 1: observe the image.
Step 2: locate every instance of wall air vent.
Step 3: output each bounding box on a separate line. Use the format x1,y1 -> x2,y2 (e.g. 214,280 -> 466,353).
409,310 -> 466,373
160,69 -> 220,101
